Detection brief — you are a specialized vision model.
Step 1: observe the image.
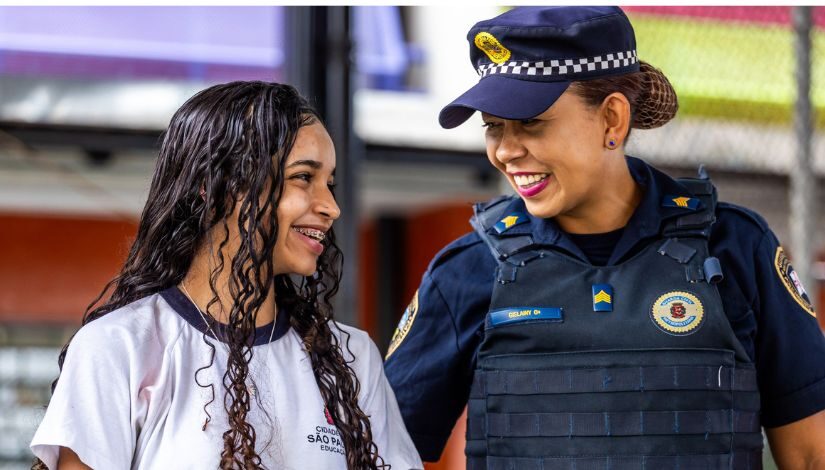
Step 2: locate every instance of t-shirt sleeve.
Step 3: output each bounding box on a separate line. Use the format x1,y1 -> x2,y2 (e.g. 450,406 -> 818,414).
30,321 -> 138,469
752,229 -> 825,427
357,336 -> 424,470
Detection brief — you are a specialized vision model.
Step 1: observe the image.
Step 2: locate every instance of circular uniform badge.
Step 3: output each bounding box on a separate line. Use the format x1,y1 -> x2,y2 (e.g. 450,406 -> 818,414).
474,32 -> 511,64
385,289 -> 419,359
650,291 -> 705,335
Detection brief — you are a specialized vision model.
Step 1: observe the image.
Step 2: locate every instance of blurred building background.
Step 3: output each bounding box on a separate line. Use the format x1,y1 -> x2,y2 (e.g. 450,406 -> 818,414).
0,6 -> 822,469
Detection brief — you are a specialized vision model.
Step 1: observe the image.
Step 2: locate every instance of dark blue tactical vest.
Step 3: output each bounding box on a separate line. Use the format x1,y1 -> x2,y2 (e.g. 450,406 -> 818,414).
466,174 -> 763,470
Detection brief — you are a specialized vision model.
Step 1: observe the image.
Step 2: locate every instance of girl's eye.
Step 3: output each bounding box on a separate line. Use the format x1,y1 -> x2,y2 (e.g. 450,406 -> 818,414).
291,172 -> 312,182
520,118 -> 537,126
482,122 -> 499,129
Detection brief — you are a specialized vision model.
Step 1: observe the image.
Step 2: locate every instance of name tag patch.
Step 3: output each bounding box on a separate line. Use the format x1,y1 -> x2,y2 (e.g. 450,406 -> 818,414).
489,307 -> 563,326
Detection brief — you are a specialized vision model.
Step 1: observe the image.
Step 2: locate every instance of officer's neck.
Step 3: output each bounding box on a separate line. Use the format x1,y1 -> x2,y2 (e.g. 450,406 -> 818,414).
555,160 -> 643,235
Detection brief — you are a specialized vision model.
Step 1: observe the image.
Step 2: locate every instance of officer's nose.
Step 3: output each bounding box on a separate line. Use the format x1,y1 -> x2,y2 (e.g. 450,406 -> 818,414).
494,124 -> 528,165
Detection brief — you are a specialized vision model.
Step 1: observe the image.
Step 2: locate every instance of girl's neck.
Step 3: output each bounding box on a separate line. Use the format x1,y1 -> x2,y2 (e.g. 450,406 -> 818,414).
181,252 -> 277,327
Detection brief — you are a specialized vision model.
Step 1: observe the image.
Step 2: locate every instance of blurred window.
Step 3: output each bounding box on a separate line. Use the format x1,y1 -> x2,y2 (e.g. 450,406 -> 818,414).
353,6 -> 425,92
0,7 -> 286,129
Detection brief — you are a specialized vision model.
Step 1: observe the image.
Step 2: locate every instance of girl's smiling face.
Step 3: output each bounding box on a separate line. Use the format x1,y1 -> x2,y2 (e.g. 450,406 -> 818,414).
273,122 -> 340,276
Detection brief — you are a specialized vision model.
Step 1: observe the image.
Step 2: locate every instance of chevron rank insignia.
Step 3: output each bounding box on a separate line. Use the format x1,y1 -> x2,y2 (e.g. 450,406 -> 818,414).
493,212 -> 529,234
662,195 -> 701,210
592,284 -> 613,312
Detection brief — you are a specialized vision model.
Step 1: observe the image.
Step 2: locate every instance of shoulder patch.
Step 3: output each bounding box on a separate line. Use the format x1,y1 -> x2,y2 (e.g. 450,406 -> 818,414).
386,290 -> 419,359
493,212 -> 529,233
662,195 -> 701,210
774,246 -> 816,317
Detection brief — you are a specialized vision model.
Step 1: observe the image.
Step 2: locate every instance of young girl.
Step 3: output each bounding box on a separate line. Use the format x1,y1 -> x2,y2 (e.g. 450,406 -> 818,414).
30,81 -> 422,470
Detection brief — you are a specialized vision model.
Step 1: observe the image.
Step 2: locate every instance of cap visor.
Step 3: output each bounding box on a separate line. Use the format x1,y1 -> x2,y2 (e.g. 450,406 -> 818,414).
439,76 -> 571,129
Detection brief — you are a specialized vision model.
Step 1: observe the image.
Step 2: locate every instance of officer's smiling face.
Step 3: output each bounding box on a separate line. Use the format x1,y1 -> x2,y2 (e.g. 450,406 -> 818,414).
482,89 -> 630,226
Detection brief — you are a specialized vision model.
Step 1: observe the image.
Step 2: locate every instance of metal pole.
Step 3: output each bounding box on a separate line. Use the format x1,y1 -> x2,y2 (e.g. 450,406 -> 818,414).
284,7 -> 359,326
791,6 -> 817,309
331,6 -> 360,329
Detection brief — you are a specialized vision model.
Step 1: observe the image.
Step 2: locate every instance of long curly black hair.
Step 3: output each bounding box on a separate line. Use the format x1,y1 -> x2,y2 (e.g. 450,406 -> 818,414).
33,81 -> 387,469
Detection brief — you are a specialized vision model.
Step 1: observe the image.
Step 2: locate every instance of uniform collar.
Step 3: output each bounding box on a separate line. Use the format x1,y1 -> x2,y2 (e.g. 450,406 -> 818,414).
495,156 -> 699,265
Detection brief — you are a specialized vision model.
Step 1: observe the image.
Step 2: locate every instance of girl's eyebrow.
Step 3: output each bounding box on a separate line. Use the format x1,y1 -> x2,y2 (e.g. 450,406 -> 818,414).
287,159 -> 322,169
287,159 -> 336,176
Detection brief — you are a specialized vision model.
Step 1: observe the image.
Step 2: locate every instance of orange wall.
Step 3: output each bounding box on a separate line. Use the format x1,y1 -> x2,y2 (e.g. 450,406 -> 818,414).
403,203 -> 476,470
403,203 -> 475,303
0,213 -> 137,325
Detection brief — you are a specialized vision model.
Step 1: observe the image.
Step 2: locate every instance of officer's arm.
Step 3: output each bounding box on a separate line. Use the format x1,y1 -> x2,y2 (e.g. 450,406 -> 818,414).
745,229 -> 825,466
765,410 -> 825,468
384,262 -> 488,462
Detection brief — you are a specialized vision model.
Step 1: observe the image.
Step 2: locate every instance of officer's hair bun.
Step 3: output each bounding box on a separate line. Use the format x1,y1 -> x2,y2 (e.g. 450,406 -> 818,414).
634,61 -> 678,130
570,60 -> 678,131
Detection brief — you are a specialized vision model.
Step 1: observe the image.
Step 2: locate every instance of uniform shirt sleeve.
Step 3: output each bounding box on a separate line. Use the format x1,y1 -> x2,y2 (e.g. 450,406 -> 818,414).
750,229 -> 825,427
30,317 -> 141,469
355,334 -> 424,470
384,237 -> 493,462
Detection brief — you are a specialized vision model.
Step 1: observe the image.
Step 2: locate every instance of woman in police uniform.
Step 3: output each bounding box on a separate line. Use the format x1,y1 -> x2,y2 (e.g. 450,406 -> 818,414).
384,6 -> 825,469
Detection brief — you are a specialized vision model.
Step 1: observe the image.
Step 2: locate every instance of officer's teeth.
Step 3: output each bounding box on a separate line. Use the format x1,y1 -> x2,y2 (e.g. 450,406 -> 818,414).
513,174 -> 548,187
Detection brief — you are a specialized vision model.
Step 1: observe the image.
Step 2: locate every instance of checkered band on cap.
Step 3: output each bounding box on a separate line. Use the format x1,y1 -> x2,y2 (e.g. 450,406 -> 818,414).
477,50 -> 637,78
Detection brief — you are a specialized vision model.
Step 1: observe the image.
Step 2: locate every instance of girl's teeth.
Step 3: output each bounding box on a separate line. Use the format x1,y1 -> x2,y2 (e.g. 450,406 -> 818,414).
293,227 -> 325,241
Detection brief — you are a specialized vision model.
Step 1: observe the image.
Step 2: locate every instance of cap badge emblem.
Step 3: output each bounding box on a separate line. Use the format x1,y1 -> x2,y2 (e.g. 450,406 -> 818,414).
474,32 -> 511,64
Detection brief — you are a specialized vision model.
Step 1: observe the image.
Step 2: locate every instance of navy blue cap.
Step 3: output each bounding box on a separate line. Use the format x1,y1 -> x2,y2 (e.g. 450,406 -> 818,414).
439,7 -> 640,129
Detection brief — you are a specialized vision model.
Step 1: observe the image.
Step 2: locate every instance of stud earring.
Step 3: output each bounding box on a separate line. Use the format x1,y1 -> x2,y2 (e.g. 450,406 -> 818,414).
606,138 -> 618,149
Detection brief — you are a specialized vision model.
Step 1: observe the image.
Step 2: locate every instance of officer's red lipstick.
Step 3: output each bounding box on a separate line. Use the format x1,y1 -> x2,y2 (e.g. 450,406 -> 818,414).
517,179 -> 549,198
511,172 -> 551,198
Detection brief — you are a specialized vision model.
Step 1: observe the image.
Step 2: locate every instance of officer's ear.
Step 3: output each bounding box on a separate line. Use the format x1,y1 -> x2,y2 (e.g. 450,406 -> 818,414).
600,92 -> 631,148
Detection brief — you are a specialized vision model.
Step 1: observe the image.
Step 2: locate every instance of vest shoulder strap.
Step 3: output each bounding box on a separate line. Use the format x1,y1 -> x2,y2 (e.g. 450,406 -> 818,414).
470,196 -> 537,265
663,166 -> 719,239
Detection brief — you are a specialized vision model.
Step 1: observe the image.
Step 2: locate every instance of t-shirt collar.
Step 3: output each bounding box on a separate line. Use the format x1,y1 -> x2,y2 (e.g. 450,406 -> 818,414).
160,286 -> 290,346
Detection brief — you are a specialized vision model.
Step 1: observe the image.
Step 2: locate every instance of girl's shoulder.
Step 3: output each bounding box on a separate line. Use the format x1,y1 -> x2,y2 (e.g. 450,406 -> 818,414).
328,321 -> 378,362
70,292 -> 186,363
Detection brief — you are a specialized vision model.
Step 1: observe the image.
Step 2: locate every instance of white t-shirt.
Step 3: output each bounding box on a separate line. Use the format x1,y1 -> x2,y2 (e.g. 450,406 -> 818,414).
30,288 -> 423,470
